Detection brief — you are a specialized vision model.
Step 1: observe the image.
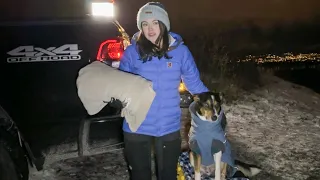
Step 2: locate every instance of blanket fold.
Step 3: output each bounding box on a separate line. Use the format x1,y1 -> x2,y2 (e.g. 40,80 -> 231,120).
76,61 -> 156,132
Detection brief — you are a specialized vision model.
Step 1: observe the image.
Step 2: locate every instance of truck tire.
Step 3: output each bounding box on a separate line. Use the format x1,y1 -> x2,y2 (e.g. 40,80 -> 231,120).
0,143 -> 19,180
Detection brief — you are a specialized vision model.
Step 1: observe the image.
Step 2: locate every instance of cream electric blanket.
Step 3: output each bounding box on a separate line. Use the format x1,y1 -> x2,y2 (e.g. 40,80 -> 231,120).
76,61 -> 156,132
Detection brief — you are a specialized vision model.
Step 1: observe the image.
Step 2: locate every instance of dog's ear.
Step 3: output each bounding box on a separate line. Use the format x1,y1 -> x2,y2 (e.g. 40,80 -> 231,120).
193,94 -> 200,102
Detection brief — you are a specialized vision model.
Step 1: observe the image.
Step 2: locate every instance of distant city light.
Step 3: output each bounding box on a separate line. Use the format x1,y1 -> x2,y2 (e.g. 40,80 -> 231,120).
239,52 -> 320,64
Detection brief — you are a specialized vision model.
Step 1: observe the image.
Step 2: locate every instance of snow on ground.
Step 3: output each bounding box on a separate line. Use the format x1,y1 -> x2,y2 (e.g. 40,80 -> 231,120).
29,150 -> 129,180
224,75 -> 320,180
29,75 -> 320,180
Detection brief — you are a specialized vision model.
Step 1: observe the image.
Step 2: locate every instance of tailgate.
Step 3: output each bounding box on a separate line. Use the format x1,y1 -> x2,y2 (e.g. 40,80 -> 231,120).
0,18 -> 122,124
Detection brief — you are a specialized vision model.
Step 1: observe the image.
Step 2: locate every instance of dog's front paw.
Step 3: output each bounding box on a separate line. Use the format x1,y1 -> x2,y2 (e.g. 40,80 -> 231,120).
194,172 -> 201,180
214,175 -> 221,180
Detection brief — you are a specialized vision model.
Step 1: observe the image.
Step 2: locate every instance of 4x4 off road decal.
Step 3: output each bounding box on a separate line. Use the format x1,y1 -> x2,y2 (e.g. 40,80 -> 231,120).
7,44 -> 82,63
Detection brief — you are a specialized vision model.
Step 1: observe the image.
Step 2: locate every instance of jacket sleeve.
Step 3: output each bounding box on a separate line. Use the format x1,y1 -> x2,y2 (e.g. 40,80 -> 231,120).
119,46 -> 133,73
181,46 -> 209,95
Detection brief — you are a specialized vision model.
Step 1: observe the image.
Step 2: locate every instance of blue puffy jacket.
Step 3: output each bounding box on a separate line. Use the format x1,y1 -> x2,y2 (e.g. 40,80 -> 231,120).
119,32 -> 209,137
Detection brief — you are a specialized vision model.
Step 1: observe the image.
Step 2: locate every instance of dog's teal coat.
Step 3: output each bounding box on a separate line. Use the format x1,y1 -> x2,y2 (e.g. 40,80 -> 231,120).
188,101 -> 237,177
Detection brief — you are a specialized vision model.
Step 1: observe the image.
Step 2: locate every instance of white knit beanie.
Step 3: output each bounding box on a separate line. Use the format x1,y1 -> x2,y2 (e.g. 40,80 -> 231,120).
136,2 -> 170,31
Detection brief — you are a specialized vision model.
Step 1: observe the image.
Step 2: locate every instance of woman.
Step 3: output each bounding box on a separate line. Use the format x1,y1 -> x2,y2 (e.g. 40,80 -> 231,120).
119,2 -> 209,180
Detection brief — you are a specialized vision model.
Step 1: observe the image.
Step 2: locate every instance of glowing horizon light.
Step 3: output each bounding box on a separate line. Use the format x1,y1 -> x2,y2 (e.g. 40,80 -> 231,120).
239,52 -> 320,63
91,2 -> 114,17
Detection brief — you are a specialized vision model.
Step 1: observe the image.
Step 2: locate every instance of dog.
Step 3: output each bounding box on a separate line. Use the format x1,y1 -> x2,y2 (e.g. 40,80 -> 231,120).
186,91 -> 261,180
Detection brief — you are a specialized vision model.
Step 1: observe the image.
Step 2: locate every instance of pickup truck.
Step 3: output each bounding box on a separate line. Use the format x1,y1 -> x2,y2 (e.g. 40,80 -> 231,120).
0,5 -> 193,180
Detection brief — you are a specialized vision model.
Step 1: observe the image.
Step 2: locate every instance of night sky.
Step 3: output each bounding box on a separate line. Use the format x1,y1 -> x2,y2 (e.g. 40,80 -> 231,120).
2,0 -> 320,28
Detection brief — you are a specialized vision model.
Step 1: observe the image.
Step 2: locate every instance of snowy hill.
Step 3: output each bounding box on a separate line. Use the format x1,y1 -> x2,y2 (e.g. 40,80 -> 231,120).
29,75 -> 320,180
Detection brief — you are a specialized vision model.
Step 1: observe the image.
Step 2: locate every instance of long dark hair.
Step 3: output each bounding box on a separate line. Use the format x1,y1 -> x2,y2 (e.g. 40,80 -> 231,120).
136,21 -> 172,62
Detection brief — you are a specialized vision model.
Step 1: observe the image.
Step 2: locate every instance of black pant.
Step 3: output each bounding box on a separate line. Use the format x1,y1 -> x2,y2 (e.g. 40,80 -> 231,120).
124,131 -> 181,180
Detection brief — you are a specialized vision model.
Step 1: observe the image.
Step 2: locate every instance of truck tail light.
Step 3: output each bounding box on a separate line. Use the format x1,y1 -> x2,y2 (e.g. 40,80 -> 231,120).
96,38 -> 124,61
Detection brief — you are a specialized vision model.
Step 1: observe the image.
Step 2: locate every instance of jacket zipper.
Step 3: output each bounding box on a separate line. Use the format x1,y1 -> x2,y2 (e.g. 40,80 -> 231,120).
157,59 -> 161,136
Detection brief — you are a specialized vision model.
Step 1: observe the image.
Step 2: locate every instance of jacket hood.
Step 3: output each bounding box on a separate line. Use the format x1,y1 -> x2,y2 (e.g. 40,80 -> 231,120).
130,31 -> 184,51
